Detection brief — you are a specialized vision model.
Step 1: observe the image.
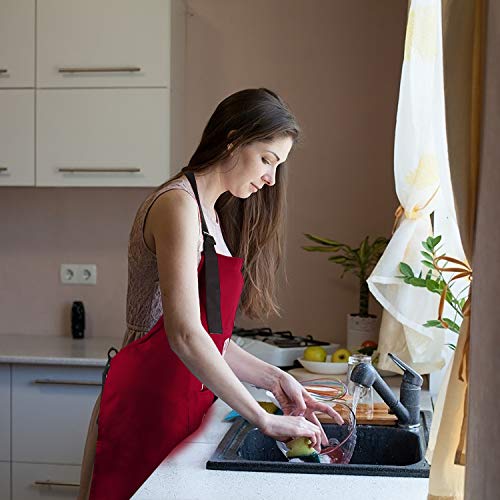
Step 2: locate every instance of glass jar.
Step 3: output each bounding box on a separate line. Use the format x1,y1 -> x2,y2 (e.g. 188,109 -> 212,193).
346,354 -> 374,419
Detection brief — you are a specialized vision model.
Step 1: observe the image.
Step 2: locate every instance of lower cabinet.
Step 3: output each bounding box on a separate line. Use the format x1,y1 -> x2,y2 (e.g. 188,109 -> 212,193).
12,463 -> 81,500
0,462 -> 10,499
0,363 -> 104,499
12,365 -> 102,464
0,365 -> 10,462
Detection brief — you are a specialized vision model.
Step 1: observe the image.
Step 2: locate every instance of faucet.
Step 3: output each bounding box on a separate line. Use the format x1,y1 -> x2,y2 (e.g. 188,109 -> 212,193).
350,353 -> 424,429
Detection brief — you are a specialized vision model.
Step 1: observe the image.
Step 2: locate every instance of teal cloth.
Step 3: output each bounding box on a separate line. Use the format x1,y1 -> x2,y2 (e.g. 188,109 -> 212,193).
223,407 -> 283,422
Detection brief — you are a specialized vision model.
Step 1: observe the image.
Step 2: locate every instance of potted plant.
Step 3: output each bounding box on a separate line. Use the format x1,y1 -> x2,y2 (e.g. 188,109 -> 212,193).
303,234 -> 389,350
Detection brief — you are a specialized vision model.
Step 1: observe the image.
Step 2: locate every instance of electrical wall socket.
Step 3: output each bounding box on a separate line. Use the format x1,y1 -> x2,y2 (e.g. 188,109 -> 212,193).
60,264 -> 97,285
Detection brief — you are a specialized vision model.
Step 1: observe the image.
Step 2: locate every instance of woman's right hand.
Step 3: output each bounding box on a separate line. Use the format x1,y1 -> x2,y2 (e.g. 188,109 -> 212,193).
257,412 -> 324,452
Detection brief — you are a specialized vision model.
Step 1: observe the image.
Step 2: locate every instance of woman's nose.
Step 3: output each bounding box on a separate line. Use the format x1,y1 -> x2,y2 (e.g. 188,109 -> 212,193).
262,172 -> 276,186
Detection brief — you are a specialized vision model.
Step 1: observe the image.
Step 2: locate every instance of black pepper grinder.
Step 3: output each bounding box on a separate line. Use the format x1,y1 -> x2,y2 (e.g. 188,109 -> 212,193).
71,301 -> 85,339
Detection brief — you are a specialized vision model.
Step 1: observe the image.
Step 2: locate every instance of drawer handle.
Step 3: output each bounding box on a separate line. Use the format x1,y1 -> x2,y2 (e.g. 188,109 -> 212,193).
0,167 -> 8,172
0,68 -> 8,74
33,378 -> 102,386
58,66 -> 141,73
33,480 -> 80,488
57,167 -> 141,174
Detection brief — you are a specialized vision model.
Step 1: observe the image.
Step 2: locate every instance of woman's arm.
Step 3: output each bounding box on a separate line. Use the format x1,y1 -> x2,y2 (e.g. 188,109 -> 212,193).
147,189 -> 328,449
224,335 -> 344,428
223,338 -> 283,390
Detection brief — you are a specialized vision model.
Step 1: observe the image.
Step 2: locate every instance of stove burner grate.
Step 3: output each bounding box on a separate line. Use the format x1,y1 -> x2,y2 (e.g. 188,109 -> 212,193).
232,327 -> 329,348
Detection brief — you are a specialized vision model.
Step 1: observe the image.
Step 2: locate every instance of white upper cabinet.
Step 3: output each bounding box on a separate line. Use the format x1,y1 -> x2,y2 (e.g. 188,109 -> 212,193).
0,90 -> 35,186
37,0 -> 170,88
0,0 -> 35,88
37,88 -> 169,187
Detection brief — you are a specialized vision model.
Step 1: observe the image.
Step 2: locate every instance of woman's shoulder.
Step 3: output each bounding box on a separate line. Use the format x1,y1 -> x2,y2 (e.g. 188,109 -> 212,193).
132,174 -> 203,255
135,175 -> 195,223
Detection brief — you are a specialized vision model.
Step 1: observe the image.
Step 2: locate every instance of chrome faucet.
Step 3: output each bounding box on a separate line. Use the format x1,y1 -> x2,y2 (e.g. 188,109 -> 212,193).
350,353 -> 424,429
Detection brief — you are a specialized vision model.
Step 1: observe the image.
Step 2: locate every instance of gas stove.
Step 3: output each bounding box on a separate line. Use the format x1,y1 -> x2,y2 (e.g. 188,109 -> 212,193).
231,326 -> 339,368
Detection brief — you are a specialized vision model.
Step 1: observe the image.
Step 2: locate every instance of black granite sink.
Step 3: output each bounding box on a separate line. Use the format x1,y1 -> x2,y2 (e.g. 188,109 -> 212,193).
206,411 -> 431,477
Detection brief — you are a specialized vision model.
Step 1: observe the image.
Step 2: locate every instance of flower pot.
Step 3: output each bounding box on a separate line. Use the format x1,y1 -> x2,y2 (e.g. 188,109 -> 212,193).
346,313 -> 379,352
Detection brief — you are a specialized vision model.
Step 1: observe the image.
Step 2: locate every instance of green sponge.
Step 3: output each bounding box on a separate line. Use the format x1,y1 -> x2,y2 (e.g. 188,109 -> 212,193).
285,437 -> 320,463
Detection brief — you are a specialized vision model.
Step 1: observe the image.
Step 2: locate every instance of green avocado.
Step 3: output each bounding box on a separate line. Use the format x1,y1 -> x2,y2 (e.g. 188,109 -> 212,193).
285,437 -> 320,463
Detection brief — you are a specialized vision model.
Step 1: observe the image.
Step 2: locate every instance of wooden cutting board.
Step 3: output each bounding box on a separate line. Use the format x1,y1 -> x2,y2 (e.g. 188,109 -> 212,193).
317,402 -> 397,426
287,368 -> 397,425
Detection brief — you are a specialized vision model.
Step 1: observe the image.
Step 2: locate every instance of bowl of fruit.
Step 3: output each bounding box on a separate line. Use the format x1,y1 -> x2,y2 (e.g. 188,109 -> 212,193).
298,346 -> 351,375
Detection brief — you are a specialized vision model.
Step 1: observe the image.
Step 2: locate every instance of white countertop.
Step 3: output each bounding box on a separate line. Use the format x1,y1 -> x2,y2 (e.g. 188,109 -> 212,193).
0,334 -> 431,498
0,334 -> 122,366
132,382 -> 431,500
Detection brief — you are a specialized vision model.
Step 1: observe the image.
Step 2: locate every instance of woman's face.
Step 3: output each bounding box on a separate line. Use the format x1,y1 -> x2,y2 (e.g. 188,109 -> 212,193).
225,136 -> 294,198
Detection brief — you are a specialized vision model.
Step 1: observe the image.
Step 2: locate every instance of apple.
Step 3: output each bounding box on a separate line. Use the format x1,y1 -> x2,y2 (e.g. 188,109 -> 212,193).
303,346 -> 327,362
331,348 -> 351,362
285,437 -> 320,462
361,340 -> 378,349
286,437 -> 313,457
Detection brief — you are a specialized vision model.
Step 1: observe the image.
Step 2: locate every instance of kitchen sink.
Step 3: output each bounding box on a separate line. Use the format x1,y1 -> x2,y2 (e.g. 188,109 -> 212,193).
206,411 -> 431,477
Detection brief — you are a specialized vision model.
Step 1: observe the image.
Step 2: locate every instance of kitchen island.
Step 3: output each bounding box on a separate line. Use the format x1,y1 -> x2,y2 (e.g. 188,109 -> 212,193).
133,381 -> 431,500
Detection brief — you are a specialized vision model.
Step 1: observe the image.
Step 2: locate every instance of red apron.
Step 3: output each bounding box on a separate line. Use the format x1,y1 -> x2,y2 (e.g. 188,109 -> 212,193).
89,172 -> 244,499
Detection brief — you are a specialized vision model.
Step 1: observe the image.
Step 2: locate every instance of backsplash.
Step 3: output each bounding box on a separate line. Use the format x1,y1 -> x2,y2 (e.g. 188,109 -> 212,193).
0,187 -> 150,337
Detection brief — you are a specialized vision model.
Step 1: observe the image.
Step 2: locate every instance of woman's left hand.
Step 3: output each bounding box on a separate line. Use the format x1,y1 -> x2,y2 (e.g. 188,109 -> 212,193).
269,371 -> 344,450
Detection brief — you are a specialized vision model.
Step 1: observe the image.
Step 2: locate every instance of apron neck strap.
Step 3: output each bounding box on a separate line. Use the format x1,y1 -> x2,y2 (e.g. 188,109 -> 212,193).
184,171 -> 223,334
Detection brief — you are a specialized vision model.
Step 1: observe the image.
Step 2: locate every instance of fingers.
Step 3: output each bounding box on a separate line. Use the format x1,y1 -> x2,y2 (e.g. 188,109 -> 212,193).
310,402 -> 344,425
309,411 -> 328,447
264,414 -> 325,451
318,403 -> 344,425
298,416 -> 322,451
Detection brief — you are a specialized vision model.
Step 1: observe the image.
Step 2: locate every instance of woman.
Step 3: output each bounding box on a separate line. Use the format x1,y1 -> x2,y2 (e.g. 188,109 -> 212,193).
79,88 -> 342,499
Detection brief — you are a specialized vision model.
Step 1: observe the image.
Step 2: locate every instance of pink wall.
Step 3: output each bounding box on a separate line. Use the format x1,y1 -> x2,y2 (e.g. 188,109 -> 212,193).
0,0 -> 405,343
184,0 -> 405,342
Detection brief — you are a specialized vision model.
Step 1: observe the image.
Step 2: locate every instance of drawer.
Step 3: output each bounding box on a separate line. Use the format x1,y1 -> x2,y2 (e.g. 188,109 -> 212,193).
13,462 -> 80,500
12,365 -> 102,464
0,365 -> 10,461
0,461 -> 10,500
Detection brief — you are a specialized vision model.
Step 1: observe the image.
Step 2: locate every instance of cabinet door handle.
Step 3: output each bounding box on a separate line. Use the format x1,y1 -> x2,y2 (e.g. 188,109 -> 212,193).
0,167 -> 8,172
33,378 -> 102,386
57,167 -> 141,174
0,68 -> 8,74
58,66 -> 141,73
33,480 -> 80,488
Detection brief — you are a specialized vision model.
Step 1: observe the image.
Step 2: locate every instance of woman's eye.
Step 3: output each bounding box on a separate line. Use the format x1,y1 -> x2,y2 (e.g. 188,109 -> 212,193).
262,158 -> 270,165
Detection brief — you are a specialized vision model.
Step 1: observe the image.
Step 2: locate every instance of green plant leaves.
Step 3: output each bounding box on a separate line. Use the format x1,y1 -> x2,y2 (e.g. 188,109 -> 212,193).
399,262 -> 414,277
328,255 -> 349,264
359,237 -> 369,263
302,246 -> 339,253
424,320 -> 443,328
425,279 -> 440,293
303,233 -> 346,249
421,251 -> 433,261
302,233 -> 389,316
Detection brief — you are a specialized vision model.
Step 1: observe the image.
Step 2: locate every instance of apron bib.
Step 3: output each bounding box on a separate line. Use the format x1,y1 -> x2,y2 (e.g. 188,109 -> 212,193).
89,172 -> 244,499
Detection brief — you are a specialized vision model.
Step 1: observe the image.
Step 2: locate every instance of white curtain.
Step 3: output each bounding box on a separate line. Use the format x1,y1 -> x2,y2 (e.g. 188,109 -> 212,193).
368,0 -> 469,374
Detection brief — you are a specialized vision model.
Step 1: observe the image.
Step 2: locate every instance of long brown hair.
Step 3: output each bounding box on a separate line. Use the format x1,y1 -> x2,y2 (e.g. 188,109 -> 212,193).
161,88 -> 300,319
